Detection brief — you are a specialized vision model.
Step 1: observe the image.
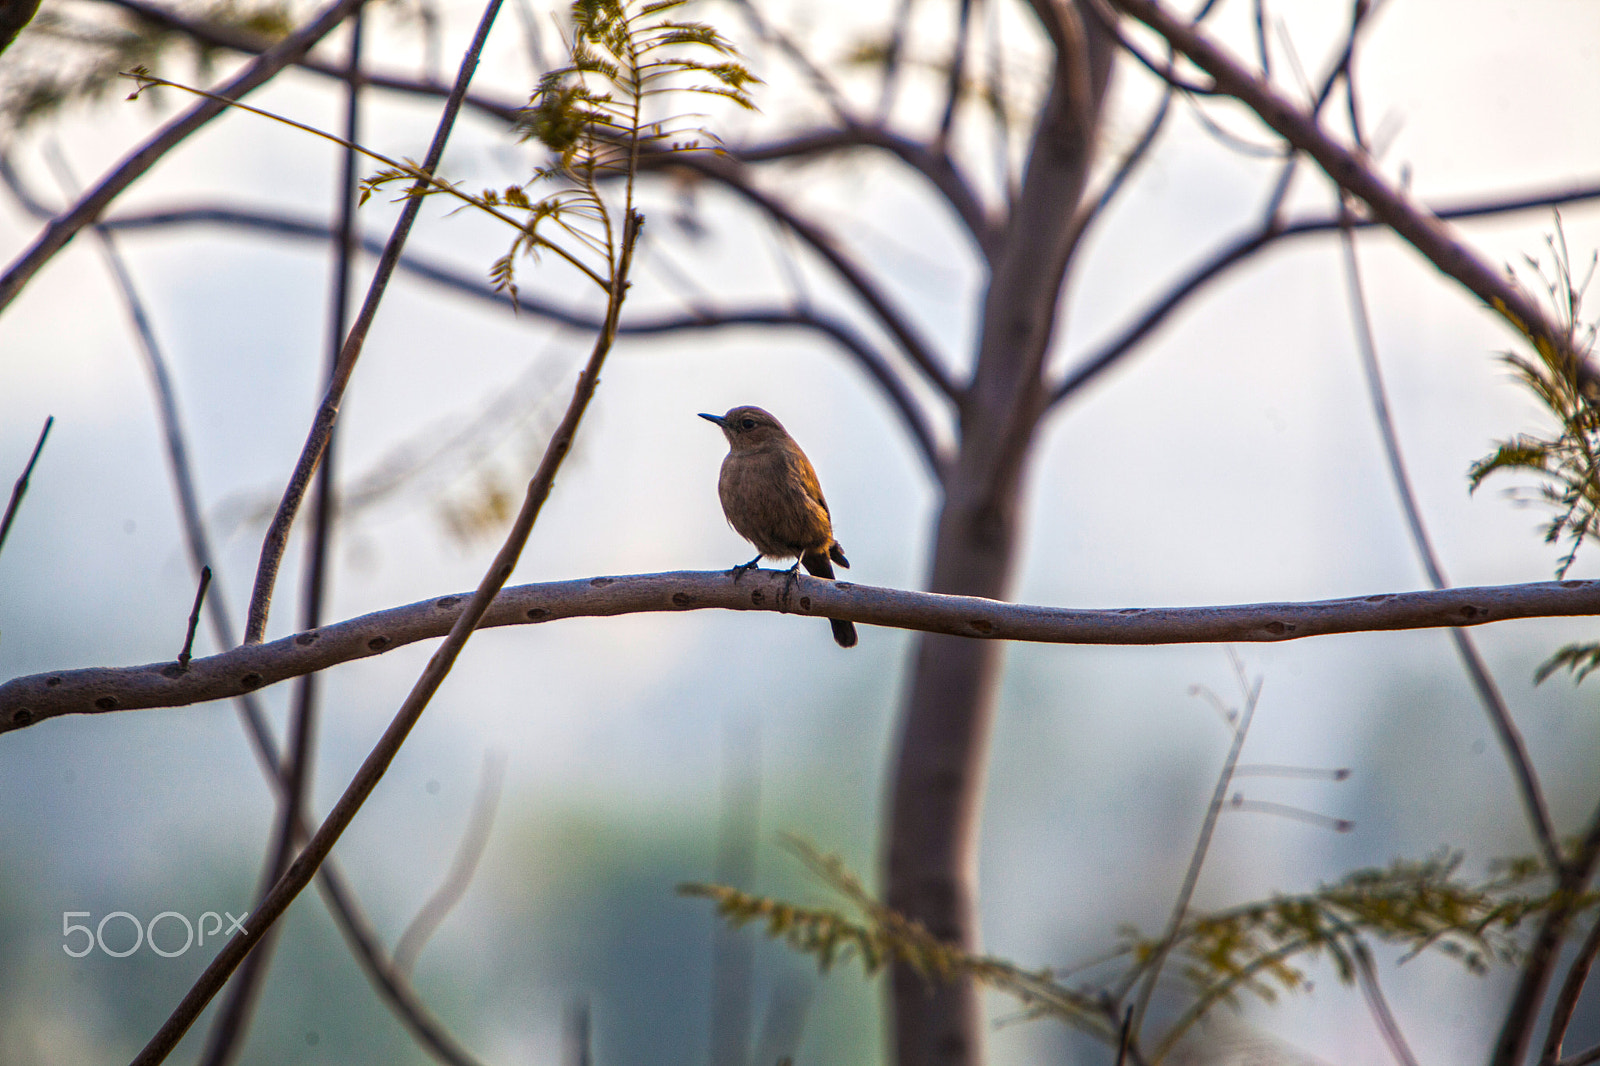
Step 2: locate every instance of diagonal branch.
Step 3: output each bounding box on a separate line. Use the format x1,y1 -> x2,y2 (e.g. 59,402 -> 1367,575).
1049,178 -> 1600,406
200,10 -> 366,1061
0,0 -> 364,312
1339,215 -> 1560,871
1103,0 -> 1584,365
0,415 -> 53,558
0,166 -> 952,477
10,574 -> 1600,732
241,0 -> 492,644
726,126 -> 996,257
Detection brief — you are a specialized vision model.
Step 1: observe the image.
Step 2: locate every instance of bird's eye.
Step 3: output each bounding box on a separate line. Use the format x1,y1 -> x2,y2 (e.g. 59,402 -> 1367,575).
740,418 -> 756,429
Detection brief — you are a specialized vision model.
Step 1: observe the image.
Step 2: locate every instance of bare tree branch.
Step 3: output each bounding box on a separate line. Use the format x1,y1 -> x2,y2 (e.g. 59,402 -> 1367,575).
8,573 -> 1600,732
1540,903 -> 1600,1065
1049,177 -> 1600,406
393,752 -> 506,976
644,149 -> 961,399
725,127 -> 997,257
1340,214 -> 1560,871
42,73 -> 489,1066
0,161 -> 954,477
1495,806 -> 1600,1066
1103,0 -> 1585,365
201,11 -> 365,1061
0,0 -> 365,312
0,414 -> 52,558
241,0 -> 492,645
936,0 -> 974,142
95,0 -> 523,125
128,0 -> 517,1057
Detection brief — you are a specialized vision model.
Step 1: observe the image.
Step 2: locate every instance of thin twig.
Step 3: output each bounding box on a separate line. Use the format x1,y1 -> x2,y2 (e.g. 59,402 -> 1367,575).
875,0 -> 917,123
177,566 -> 212,669
1541,903 -> 1600,1064
0,415 -> 53,558
1339,213 -> 1560,871
1494,806 -> 1600,1066
653,148 -> 960,398
200,11 -> 366,1062
394,752 -> 507,976
96,0 -> 522,125
1354,939 -> 1420,1066
1127,652 -> 1260,1039
0,0 -> 364,312
937,0 -> 974,142
241,0 -> 497,646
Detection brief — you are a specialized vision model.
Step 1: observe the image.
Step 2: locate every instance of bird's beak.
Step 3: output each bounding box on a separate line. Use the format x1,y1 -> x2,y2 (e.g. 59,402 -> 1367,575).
698,412 -> 726,427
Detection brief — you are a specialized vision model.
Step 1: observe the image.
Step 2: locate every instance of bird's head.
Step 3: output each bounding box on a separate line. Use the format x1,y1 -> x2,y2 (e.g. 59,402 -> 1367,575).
698,406 -> 790,451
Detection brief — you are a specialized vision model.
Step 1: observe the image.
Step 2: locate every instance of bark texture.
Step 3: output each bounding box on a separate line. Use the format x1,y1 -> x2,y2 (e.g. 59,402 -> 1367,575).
884,4 -> 1115,1064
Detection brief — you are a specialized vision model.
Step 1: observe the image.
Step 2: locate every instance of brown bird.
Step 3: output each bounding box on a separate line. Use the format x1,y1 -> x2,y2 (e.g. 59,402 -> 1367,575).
699,406 -> 858,648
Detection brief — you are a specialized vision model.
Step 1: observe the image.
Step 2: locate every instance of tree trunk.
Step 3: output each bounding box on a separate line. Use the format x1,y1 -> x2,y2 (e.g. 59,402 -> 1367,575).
884,5 -> 1114,1065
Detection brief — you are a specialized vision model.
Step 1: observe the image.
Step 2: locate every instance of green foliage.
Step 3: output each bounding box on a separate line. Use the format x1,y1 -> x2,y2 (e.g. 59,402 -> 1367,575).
1470,223 -> 1600,579
363,0 -> 756,301
687,839 -> 1588,1060
0,0 -> 291,128
1533,641 -> 1600,685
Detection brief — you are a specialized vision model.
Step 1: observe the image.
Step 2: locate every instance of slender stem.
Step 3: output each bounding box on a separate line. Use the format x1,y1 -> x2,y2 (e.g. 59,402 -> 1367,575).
393,753 -> 507,975
1339,218 -> 1560,871
0,414 -> 53,558
177,566 -> 212,668
1128,655 -> 1259,1041
1104,0 -> 1581,363
1352,941 -> 1420,1066
1049,177 -> 1600,408
198,10 -> 365,1062
1541,907 -> 1600,1063
242,0 -> 499,645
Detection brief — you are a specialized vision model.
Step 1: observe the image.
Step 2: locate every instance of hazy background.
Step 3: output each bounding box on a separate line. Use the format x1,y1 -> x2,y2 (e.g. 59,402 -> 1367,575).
2,0 -> 1600,1063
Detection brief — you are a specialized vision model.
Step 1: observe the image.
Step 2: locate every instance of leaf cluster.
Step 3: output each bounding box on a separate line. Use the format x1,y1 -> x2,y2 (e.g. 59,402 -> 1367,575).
1131,852 -> 1545,1012
1470,225 -> 1600,582
362,0 -> 757,301
687,840 -> 1586,1057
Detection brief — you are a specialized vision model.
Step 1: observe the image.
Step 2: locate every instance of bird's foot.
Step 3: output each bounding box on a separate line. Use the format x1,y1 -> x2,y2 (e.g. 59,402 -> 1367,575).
730,555 -> 763,582
780,560 -> 803,606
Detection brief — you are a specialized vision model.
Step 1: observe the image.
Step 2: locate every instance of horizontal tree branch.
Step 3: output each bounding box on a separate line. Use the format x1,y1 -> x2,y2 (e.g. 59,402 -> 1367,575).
5,571 -> 1599,733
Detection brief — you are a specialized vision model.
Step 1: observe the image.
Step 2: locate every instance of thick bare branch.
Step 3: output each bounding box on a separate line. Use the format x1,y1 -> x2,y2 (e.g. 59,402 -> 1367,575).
7,573 -> 1600,732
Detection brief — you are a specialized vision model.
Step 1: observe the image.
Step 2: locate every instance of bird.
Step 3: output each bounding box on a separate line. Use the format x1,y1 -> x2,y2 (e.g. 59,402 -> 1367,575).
699,405 -> 858,648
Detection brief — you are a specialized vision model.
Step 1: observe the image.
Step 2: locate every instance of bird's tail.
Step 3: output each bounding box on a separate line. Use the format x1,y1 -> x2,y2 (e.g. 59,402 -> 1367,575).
801,549 -> 858,648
